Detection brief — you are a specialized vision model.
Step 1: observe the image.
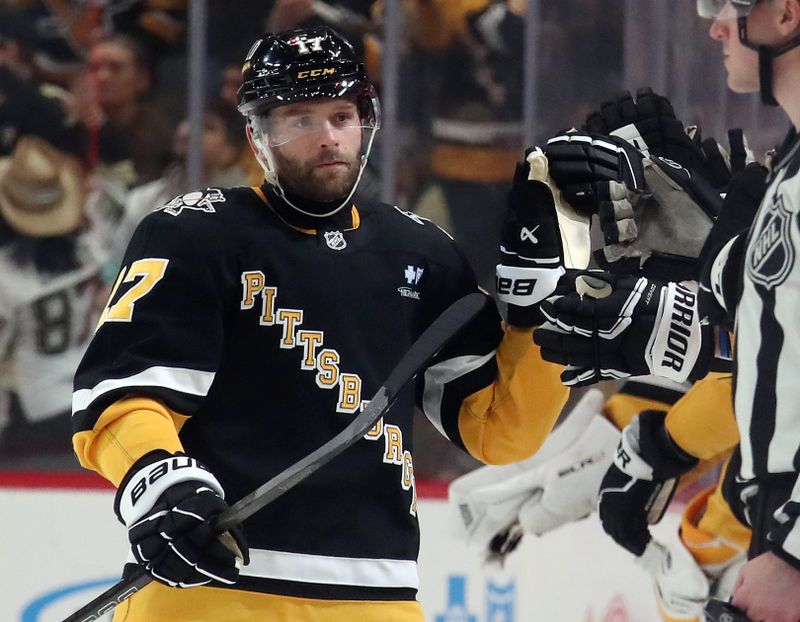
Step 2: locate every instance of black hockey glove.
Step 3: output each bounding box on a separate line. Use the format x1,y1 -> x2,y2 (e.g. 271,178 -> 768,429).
497,147 -> 566,326
697,163 -> 767,330
598,410 -> 698,557
533,272 -> 713,387
697,128 -> 752,191
583,87 -> 754,193
545,131 -> 646,216
115,451 -> 249,588
595,155 -> 722,281
583,87 -> 712,178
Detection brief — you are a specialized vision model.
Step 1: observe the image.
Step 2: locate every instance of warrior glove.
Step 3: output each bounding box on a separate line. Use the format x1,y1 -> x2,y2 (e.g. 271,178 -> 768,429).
115,451 -> 249,588
534,272 -> 713,387
598,410 -> 699,557
497,147 -> 569,326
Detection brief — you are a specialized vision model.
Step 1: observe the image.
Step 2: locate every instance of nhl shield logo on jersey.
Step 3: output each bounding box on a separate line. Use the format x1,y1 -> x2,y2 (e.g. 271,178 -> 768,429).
747,192 -> 795,290
161,189 -> 226,216
323,230 -> 347,250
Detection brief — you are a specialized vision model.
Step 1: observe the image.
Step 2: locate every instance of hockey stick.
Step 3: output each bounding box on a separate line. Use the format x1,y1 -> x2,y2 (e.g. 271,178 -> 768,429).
62,292 -> 488,622
704,598 -> 754,622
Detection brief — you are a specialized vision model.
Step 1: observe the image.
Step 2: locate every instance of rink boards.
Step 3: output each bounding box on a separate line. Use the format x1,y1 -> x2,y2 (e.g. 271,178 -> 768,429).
0,475 -> 678,621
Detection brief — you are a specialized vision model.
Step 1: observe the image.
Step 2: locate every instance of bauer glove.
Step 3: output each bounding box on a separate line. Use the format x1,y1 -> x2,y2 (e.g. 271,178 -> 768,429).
496,147 -> 567,326
115,450 -> 249,588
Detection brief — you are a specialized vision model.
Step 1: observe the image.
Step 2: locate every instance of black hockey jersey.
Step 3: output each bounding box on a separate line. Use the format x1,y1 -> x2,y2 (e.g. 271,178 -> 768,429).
72,185 -> 567,617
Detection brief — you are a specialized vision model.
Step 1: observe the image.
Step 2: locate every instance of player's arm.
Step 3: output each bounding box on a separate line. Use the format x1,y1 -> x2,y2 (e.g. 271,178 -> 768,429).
419,148 -> 591,465
71,205 -> 247,588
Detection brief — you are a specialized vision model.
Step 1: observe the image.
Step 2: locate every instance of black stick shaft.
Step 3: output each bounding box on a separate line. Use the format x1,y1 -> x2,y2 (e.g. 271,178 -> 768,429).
62,292 -> 487,622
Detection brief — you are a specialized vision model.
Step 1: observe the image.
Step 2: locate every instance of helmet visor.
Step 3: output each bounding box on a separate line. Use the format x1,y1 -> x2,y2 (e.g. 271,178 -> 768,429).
251,90 -> 380,149
696,0 -> 757,19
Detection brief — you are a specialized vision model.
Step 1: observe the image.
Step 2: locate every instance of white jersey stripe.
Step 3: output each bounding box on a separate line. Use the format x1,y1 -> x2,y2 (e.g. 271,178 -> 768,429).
72,366 -> 216,415
241,548 -> 419,589
734,275 -> 761,480
422,351 -> 497,439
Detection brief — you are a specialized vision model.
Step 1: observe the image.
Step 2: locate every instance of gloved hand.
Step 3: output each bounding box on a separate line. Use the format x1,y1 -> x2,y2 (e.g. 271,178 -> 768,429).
695,127 -> 754,191
697,162 -> 768,330
448,389 -> 617,563
534,271 -> 713,387
497,147 -> 567,326
583,87 -> 707,170
595,155 -> 722,281
545,130 -> 646,215
598,409 -> 698,556
115,451 -> 249,588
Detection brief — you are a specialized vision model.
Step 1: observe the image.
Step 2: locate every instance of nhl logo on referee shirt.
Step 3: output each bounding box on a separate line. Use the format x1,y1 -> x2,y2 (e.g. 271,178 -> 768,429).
747,192 -> 795,290
323,230 -> 347,250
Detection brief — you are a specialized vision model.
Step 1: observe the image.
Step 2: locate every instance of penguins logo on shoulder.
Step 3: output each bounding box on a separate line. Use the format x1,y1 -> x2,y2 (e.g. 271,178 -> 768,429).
161,189 -> 226,216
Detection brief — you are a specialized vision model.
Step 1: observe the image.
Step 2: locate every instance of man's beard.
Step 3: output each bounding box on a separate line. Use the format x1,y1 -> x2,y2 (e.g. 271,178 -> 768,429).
272,148 -> 361,203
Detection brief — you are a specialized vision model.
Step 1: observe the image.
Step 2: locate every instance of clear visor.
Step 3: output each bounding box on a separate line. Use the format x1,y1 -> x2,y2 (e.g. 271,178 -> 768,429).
252,94 -> 380,148
696,0 -> 756,19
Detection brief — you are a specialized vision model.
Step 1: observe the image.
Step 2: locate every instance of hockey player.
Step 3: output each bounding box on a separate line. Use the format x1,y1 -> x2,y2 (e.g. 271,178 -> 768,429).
449,87 -> 757,622
71,27 -> 572,622
533,2 -> 800,620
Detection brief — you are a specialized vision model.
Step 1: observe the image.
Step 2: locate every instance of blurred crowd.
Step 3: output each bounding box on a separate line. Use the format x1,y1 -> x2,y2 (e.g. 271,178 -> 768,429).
0,0 -> 745,478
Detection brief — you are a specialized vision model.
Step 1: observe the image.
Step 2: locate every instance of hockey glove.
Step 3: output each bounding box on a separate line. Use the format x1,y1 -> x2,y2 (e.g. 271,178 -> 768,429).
545,130 -> 646,216
596,155 -> 722,281
696,127 -> 753,191
696,162 -> 767,328
497,147 -> 567,326
583,87 -> 711,177
598,410 -> 699,557
534,272 -> 713,387
115,451 -> 249,588
448,389 -> 617,564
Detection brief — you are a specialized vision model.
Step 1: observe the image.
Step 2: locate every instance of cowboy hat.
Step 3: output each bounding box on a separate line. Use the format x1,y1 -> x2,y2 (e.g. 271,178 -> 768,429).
0,136 -> 85,237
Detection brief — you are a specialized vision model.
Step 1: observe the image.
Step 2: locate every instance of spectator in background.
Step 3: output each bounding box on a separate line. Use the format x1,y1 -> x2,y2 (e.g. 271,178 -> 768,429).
0,7 -> 132,172
0,136 -> 109,469
78,33 -> 173,182
406,0 -> 525,291
117,98 -> 250,252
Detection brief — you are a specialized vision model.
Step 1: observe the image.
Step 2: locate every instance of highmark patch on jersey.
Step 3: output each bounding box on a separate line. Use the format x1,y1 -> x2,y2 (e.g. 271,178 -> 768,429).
747,189 -> 795,290
160,189 -> 226,216
399,264 -> 424,300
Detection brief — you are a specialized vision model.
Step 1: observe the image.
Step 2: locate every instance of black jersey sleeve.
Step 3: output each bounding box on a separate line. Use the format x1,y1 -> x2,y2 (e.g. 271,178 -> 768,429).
72,207 -> 235,433
415,224 -> 569,465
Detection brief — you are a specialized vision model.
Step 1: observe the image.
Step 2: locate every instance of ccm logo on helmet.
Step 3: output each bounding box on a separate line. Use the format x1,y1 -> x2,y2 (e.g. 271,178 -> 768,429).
297,67 -> 337,79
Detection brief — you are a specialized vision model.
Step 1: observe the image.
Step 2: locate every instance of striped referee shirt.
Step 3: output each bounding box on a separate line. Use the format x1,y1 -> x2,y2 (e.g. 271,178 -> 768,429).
735,129 -> 800,483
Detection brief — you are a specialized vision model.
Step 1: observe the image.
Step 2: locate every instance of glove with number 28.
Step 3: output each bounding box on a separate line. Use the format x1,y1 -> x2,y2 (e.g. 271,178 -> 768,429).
497,148 -> 566,326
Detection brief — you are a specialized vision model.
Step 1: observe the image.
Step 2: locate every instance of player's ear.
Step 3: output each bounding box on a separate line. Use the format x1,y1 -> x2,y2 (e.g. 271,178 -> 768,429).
777,0 -> 800,33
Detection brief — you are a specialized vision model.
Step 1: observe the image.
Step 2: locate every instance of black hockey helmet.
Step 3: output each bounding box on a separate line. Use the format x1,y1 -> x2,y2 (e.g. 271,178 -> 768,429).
237,27 -> 380,218
697,0 -> 800,106
237,26 -> 378,127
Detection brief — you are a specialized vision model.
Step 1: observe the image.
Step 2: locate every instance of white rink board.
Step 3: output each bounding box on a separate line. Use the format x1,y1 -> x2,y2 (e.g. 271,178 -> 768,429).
0,487 -> 677,621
